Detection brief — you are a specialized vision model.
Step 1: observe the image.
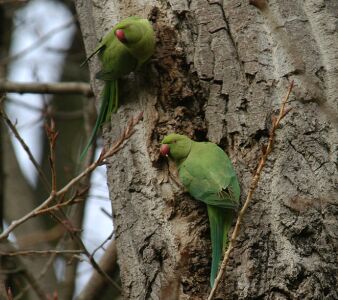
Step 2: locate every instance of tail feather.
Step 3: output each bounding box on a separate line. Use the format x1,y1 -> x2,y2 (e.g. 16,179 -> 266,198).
207,205 -> 234,287
80,80 -> 117,160
106,79 -> 119,117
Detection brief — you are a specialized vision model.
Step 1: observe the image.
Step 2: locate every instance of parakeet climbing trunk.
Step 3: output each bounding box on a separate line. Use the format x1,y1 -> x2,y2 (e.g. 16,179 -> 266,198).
76,0 -> 338,299
79,16 -> 155,159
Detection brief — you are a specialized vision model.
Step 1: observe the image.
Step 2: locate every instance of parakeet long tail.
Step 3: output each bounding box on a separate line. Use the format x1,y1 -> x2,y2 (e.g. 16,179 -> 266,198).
207,205 -> 234,287
80,80 -> 119,160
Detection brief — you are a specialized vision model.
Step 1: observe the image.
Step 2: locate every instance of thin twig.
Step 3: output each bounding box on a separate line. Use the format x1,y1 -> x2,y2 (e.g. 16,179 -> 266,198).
17,268 -> 46,300
77,240 -> 119,300
62,113 -> 144,293
207,81 -> 294,300
0,112 -> 143,241
7,97 -> 85,120
0,19 -> 75,65
0,81 -> 93,97
59,92 -> 97,297
0,113 -> 143,295
0,102 -> 51,192
45,119 -> 58,193
75,235 -> 121,292
14,251 -> 57,300
0,0 -> 27,4
100,207 -> 113,218
91,230 -> 114,258
6,97 -> 42,111
0,112 -> 143,293
0,249 -> 84,257
36,194 -> 84,214
1,243 -> 47,300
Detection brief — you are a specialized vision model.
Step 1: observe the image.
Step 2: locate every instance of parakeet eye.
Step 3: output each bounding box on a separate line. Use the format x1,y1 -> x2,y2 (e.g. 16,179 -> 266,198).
115,29 -> 127,42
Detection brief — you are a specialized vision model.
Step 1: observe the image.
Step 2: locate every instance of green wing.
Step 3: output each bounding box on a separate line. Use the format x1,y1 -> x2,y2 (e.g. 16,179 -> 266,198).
178,142 -> 240,209
97,33 -> 138,80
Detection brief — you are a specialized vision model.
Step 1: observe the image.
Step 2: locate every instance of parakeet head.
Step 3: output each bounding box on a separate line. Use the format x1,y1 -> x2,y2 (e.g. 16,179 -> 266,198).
115,23 -> 143,45
160,134 -> 192,162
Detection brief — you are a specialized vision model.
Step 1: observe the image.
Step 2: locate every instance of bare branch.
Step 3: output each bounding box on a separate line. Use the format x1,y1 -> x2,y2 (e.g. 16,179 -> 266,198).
14,253 -> 56,300
77,240 -> 119,300
75,234 -> 121,292
207,81 -> 294,300
0,81 -> 93,97
0,112 -> 143,241
100,207 -> 113,218
7,97 -> 84,120
45,119 -> 58,193
64,113 -> 144,293
91,230 -> 114,258
1,243 -> 48,300
0,249 -> 84,257
36,194 -> 84,215
0,0 -> 27,4
0,110 -> 143,293
0,103 -> 51,192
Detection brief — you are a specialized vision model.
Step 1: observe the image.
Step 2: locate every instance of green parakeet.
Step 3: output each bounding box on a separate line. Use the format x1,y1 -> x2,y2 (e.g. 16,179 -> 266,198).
160,133 -> 240,287
80,16 -> 155,159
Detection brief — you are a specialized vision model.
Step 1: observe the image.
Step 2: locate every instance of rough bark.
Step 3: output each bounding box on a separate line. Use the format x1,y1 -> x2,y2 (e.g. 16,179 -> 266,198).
75,0 -> 338,299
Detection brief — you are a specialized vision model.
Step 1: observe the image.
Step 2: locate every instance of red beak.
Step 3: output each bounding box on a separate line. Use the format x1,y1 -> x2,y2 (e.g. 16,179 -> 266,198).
115,29 -> 126,42
160,144 -> 170,156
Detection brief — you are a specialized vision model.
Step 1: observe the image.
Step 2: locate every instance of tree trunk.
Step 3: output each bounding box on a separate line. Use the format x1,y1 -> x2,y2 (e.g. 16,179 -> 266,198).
75,0 -> 338,299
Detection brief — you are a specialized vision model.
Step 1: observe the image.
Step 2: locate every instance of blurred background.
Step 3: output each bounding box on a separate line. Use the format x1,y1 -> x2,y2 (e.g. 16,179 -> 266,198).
0,0 -> 116,299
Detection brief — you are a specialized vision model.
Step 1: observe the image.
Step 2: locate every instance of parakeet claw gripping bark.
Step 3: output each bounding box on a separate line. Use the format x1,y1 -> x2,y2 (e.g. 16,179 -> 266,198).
160,133 -> 240,287
80,16 -> 155,160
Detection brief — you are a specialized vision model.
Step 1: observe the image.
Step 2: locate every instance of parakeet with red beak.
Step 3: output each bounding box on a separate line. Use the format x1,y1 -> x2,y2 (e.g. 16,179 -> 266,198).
160,133 -> 240,287
80,16 -> 155,159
